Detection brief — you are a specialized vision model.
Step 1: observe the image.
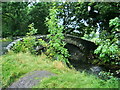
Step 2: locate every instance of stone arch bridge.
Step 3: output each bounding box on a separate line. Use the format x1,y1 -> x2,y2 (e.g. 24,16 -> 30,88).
6,34 -> 97,62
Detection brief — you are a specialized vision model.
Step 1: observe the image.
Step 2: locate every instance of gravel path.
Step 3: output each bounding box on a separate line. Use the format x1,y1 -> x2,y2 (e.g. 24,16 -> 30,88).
8,70 -> 55,88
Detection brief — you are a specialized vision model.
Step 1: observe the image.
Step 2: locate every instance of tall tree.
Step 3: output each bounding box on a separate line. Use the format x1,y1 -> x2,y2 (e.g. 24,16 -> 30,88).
2,2 -> 30,37
55,2 -> 120,38
28,2 -> 51,35
2,2 -> 51,37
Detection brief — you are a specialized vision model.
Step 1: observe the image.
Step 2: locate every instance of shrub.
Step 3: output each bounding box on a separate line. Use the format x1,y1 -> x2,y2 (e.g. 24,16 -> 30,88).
45,6 -> 70,63
94,17 -> 120,65
12,23 -> 37,54
94,39 -> 119,65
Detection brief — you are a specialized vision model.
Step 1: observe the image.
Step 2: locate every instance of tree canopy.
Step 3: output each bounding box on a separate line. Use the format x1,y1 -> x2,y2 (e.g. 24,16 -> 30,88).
2,2 -> 120,37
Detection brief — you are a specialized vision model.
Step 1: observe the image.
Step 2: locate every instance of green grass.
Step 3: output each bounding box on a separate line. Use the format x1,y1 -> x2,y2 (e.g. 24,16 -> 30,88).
34,72 -> 119,88
0,52 -> 119,88
0,52 -> 72,88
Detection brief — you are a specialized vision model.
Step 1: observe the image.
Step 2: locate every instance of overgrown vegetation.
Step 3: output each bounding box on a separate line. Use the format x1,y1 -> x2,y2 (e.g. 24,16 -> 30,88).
46,6 -> 70,63
82,17 -> 120,75
1,2 -> 120,88
94,17 -> 120,66
12,6 -> 70,64
12,23 -> 37,54
1,52 -> 119,88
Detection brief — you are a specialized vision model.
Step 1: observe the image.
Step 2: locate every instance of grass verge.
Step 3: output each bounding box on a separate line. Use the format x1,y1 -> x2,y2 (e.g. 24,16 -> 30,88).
0,52 -> 73,88
33,72 -> 119,88
0,52 -> 119,88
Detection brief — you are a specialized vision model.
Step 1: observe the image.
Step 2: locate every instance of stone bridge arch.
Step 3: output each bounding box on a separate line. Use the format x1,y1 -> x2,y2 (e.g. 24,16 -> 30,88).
6,34 -> 97,62
64,34 -> 97,62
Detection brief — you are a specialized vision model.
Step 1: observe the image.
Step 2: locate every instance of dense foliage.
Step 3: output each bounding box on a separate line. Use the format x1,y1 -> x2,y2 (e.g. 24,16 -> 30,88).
2,2 -> 30,37
2,2 -> 119,37
2,2 -> 50,37
95,17 -> 120,67
46,6 -> 70,63
12,23 -> 37,54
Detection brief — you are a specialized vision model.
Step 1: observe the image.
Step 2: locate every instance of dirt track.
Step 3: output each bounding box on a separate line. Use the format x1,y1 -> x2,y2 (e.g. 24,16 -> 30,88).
8,70 -> 55,88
